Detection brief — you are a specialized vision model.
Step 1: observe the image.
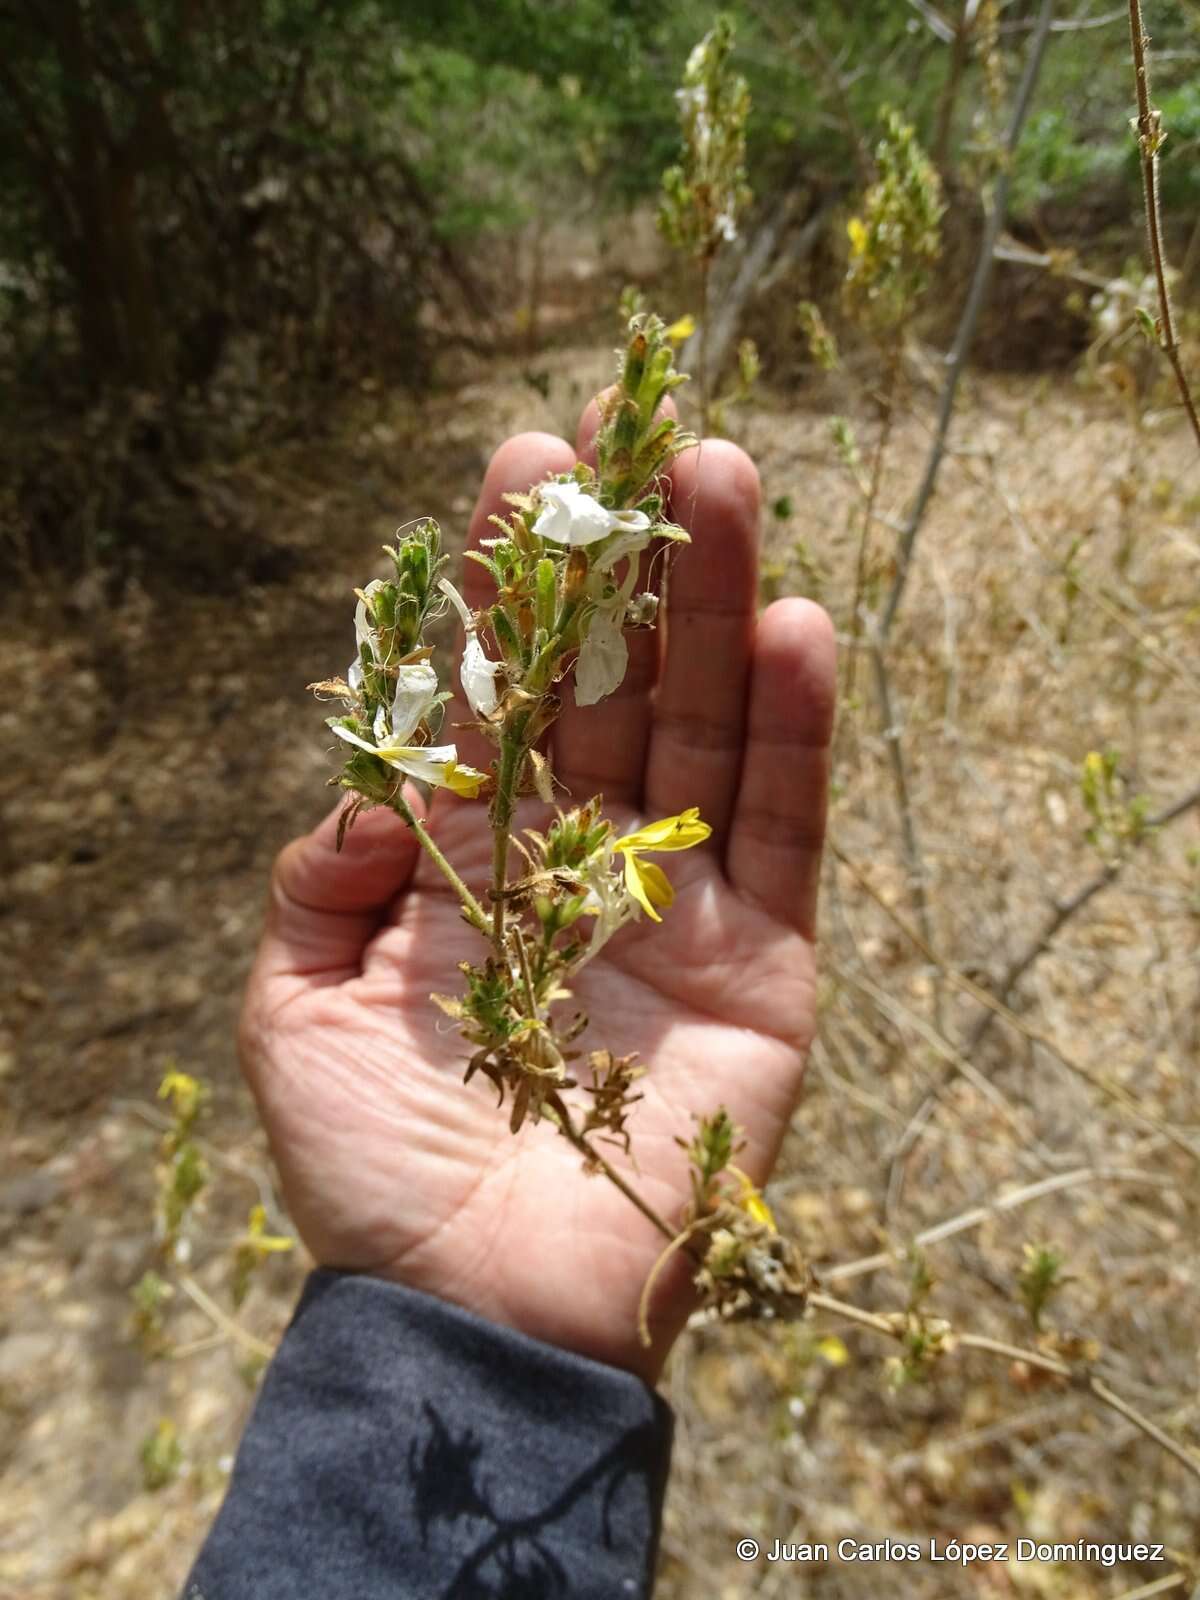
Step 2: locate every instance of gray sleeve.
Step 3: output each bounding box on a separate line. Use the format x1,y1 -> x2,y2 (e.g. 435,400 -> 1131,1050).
181,1269 -> 673,1599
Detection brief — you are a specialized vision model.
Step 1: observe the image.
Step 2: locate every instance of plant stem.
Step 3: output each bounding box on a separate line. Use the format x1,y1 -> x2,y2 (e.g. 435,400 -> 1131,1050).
553,1097 -> 679,1244
867,632 -> 944,1035
490,731 -> 523,948
932,0 -> 973,172
845,348 -> 899,701
389,788 -> 490,937
698,253 -> 711,432
825,1164 -> 1162,1285
1127,0 -> 1200,452
809,1290 -> 1200,1483
179,1274 -> 274,1362
637,1221 -> 706,1348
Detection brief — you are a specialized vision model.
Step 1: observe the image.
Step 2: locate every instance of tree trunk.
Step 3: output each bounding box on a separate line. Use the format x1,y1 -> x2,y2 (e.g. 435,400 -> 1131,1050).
680,188 -> 841,386
50,0 -> 165,390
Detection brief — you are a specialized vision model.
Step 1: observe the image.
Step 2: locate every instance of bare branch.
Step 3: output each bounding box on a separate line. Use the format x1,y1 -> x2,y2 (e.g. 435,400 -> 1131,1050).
809,1290 -> 1200,1483
829,837 -> 1200,1164
868,634 -> 946,1033
1127,0 -> 1200,450
906,0 -> 958,46
881,0 -> 1056,639
825,1165 -> 1167,1283
966,778 -> 1200,1051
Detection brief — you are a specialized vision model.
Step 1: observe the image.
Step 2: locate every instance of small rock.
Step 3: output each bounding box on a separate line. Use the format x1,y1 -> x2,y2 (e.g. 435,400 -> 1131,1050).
0,1330 -> 59,1381
0,1170 -> 65,1218
54,1211 -> 93,1267
11,862 -> 65,897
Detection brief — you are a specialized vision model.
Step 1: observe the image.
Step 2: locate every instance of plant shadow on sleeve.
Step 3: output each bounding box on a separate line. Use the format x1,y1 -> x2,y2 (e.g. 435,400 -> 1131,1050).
409,1400 -> 665,1598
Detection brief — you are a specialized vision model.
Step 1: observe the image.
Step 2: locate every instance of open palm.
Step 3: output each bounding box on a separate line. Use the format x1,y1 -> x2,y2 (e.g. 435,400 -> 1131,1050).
240,415 -> 835,1382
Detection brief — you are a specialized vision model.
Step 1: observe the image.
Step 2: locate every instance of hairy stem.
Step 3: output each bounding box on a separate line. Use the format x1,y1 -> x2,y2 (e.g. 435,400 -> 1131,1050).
490,731 -> 524,948
389,788 -> 490,937
553,1097 -> 680,1244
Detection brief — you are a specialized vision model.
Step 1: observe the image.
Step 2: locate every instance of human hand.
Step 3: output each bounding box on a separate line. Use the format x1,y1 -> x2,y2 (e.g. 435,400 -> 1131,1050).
239,402 -> 835,1383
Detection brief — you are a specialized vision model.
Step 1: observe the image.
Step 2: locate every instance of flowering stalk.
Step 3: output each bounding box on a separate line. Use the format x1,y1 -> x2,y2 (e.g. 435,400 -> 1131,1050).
839,109 -> 943,696
659,17 -> 751,425
309,312 -> 812,1334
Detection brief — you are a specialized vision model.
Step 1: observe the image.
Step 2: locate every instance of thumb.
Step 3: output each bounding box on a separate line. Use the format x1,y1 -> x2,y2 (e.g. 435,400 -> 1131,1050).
255,794 -> 424,982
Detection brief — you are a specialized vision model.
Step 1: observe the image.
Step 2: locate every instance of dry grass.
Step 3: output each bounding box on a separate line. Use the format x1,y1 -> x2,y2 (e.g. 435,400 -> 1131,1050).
660,363 -> 1200,1596
1,341 -> 1197,1597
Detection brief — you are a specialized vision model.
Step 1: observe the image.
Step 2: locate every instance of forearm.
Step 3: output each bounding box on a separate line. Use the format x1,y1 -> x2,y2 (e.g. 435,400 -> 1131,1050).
182,1270 -> 673,1599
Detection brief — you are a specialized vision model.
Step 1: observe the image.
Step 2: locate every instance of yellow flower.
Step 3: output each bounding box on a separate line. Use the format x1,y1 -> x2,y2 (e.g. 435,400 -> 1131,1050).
847,216 -> 868,257
158,1068 -> 205,1124
817,1335 -> 849,1367
612,807 -> 711,921
441,761 -> 488,799
666,313 -> 697,345
729,1164 -> 776,1231
241,1204 -> 294,1258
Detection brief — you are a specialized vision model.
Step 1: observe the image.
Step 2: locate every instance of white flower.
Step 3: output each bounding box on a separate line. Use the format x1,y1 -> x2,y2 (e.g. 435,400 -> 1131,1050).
438,578 -> 502,718
575,608 -> 628,708
330,655 -> 485,797
355,579 -> 385,653
576,841 -> 634,965
348,577 -> 388,686
388,660 -> 440,743
533,481 -> 650,548
332,724 -> 483,797
676,82 -> 711,155
591,524 -> 653,575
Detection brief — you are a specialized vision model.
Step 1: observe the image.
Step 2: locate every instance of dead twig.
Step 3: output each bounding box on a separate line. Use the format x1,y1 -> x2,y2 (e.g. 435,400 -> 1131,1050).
830,837 -> 1200,1165
178,1274 -> 274,1362
965,779 -> 1200,1052
809,1290 -> 1200,1483
868,633 -> 946,1035
825,1164 -> 1165,1283
882,0 -> 1056,637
